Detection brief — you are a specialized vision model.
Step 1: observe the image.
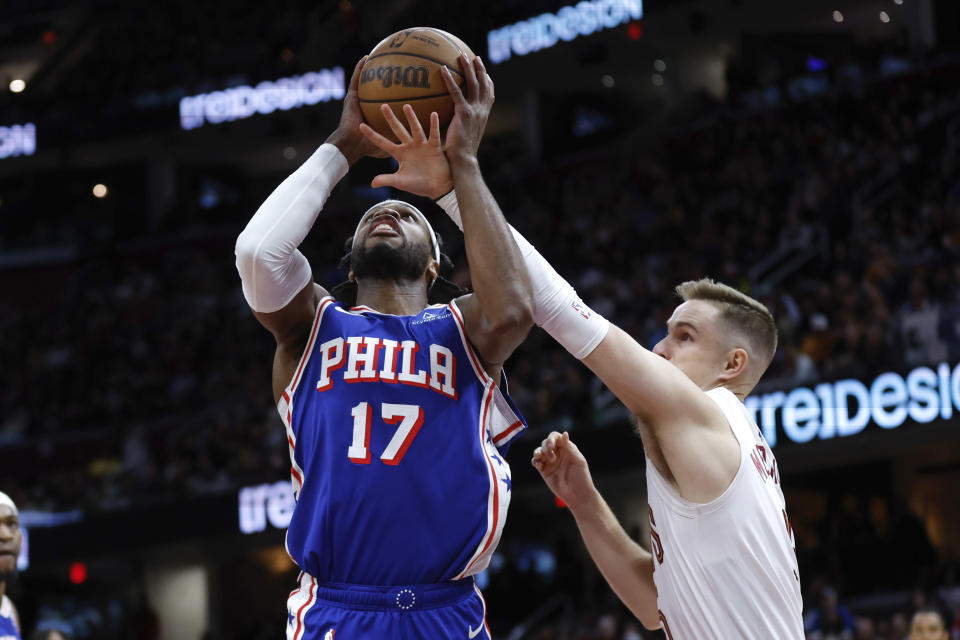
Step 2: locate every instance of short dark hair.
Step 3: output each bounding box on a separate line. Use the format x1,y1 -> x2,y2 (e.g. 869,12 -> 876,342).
675,278 -> 778,370
331,231 -> 467,307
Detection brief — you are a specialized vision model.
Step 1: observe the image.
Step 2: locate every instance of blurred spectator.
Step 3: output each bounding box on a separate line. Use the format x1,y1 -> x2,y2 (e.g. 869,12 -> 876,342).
853,616 -> 879,640
805,586 -> 856,639
909,609 -> 949,640
30,631 -> 71,640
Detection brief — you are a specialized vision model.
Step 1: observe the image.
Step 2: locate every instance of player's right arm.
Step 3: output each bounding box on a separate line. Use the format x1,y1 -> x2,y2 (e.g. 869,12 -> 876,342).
533,431 -> 661,630
235,57 -> 385,402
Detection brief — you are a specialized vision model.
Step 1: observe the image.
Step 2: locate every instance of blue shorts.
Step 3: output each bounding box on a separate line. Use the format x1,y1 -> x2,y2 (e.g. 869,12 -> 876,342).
286,573 -> 492,640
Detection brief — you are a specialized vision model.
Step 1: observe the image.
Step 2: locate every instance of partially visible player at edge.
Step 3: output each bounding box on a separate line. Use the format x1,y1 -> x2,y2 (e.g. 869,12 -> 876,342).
0,492 -> 23,640
364,129 -> 805,638
235,54 -> 533,640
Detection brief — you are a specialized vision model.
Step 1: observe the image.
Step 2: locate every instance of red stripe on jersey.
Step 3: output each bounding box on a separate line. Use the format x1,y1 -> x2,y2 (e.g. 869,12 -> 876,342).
293,575 -> 316,640
290,466 -> 303,489
288,572 -> 303,599
448,301 -> 492,385
290,298 -> 333,392
461,387 -> 499,576
493,420 -> 523,445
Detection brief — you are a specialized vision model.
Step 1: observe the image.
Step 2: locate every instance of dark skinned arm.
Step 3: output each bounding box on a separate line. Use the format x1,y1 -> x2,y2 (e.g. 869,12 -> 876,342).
442,56 -> 533,374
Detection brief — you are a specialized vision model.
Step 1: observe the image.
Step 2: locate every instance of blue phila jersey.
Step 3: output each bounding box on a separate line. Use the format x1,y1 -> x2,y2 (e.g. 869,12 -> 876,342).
0,596 -> 20,640
277,298 -> 526,586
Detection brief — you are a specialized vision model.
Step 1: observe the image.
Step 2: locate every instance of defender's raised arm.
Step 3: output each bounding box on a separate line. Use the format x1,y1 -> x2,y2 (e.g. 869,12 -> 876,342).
359,54 -> 533,379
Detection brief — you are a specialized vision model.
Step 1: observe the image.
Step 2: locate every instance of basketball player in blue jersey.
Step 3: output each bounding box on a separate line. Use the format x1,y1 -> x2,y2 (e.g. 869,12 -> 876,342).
236,54 -> 533,640
0,492 -> 23,640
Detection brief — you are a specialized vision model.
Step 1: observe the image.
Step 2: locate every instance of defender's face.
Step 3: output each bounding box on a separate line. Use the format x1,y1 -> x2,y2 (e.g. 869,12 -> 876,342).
652,300 -> 729,390
355,202 -> 433,258
0,505 -> 20,576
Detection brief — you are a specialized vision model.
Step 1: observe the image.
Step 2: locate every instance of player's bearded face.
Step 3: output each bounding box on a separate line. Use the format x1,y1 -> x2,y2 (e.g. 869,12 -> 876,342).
351,235 -> 432,283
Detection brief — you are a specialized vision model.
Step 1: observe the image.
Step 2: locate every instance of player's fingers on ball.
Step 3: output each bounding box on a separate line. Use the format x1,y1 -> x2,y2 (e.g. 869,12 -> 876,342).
461,54 -> 479,100
484,74 -> 495,104
380,104 -> 413,142
440,66 -> 465,106
472,56 -> 485,99
401,104 -> 426,141
475,57 -> 493,101
358,123 -> 396,152
349,56 -> 367,91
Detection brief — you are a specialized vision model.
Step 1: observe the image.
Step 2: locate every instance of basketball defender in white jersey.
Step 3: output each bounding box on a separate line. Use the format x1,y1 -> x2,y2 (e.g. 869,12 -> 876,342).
530,281 -> 805,638
359,99 -> 805,638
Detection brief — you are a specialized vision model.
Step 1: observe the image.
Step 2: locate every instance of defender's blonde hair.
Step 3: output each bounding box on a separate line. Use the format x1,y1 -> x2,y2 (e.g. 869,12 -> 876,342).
675,278 -> 778,369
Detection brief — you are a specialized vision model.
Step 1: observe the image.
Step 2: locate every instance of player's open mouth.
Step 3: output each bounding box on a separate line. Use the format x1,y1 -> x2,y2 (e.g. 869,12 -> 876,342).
367,215 -> 401,237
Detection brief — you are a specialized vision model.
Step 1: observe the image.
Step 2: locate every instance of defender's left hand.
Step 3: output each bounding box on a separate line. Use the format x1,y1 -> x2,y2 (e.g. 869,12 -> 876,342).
359,104 -> 453,200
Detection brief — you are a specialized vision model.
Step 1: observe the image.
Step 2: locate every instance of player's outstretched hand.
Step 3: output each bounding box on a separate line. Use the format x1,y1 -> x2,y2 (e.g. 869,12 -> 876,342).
326,57 -> 389,164
532,431 -> 596,509
359,104 -> 453,200
439,54 -> 494,163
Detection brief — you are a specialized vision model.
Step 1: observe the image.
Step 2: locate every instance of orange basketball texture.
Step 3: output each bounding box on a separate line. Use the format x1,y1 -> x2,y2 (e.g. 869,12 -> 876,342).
358,28 -> 476,141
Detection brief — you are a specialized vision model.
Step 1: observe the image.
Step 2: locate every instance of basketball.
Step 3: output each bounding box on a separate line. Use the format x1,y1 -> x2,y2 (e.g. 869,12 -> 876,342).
358,27 -> 475,141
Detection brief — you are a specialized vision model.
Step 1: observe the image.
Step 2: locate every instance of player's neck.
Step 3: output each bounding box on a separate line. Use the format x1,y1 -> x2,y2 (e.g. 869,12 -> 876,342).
355,279 -> 428,315
0,579 -> 6,601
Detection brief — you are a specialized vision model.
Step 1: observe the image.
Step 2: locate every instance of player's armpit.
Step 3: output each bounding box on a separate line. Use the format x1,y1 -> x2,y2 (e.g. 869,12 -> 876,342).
582,325 -> 740,503
252,281 -> 325,344
253,282 -> 327,403
454,293 -> 532,380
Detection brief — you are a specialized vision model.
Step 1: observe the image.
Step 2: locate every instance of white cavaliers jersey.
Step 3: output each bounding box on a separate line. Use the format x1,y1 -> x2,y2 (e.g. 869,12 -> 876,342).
645,387 -> 804,639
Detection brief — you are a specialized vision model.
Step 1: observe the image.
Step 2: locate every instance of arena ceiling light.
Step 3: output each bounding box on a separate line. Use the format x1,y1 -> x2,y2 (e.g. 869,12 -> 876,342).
179,67 -> 345,130
487,0 -> 644,64
8,79 -> 25,93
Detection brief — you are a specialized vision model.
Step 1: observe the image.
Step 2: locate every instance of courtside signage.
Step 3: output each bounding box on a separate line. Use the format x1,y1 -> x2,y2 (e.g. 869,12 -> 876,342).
238,481 -> 294,534
746,362 -> 960,447
179,67 -> 345,130
487,0 -> 643,64
0,123 -> 36,159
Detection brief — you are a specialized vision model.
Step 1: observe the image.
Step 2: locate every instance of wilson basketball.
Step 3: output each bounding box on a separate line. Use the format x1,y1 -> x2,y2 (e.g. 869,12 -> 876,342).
358,28 -> 475,141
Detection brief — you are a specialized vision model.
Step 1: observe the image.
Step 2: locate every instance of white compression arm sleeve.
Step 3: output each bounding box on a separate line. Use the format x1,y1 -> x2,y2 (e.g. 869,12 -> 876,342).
235,143 -> 349,313
436,191 -> 609,359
